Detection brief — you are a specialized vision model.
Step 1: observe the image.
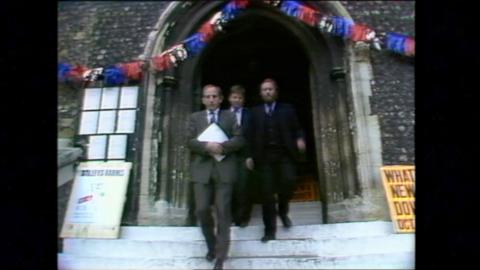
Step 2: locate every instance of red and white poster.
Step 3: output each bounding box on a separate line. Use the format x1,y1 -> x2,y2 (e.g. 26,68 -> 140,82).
60,161 -> 132,238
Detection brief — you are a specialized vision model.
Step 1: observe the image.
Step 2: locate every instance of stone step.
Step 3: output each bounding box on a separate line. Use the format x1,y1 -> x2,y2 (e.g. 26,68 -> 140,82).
247,201 -> 323,225
117,221 -> 395,241
63,233 -> 413,259
58,251 -> 415,269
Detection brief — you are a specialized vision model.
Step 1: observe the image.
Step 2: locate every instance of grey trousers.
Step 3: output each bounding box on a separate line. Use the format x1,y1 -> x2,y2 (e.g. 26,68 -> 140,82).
232,158 -> 253,223
194,171 -> 233,260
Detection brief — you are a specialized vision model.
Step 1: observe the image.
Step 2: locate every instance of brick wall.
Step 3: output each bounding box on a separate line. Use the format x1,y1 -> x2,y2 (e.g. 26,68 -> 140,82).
57,1 -> 168,141
341,1 -> 415,164
58,1 -> 414,165
58,1 -> 167,67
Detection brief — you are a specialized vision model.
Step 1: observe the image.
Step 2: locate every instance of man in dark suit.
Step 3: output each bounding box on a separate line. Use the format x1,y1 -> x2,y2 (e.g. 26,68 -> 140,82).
187,84 -> 245,270
246,78 -> 306,242
228,85 -> 253,228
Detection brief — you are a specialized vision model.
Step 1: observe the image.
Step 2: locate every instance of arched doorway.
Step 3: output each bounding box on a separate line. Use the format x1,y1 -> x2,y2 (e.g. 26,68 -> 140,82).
199,12 -> 320,209
136,1 -> 388,226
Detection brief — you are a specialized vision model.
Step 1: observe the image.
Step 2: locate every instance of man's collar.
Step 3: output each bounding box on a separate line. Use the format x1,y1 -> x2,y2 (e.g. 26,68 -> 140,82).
230,106 -> 243,112
207,108 -> 220,113
264,101 -> 276,107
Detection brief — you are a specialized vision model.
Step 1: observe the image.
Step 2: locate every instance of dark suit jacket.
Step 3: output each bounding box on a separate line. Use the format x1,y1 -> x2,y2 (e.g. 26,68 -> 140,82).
188,109 -> 245,184
240,108 -> 251,133
247,102 -> 305,163
235,107 -> 252,158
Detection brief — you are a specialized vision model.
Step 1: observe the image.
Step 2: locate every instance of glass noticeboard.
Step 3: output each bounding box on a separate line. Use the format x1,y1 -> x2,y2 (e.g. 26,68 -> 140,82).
79,86 -> 140,160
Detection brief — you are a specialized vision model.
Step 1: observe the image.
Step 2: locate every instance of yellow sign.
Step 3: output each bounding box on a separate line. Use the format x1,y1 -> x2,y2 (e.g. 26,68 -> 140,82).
381,165 -> 415,233
60,161 -> 132,238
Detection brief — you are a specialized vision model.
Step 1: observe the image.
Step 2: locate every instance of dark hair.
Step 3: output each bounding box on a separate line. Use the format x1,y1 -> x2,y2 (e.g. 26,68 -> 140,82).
229,85 -> 246,97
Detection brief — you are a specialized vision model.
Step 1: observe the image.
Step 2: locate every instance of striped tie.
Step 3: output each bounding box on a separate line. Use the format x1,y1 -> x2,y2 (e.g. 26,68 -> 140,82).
209,110 -> 216,124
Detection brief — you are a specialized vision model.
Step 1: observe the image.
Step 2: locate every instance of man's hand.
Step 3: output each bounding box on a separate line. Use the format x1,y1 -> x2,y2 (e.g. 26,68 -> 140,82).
246,157 -> 254,170
297,138 -> 306,153
206,142 -> 224,155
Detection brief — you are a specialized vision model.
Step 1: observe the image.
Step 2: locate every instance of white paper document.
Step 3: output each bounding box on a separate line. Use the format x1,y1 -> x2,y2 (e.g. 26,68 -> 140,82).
119,86 -> 139,109
69,176 -> 98,223
88,135 -> 107,160
97,110 -> 116,134
107,135 -> 127,159
101,87 -> 120,109
79,111 -> 99,135
83,88 -> 102,110
197,123 -> 229,161
116,110 -> 136,133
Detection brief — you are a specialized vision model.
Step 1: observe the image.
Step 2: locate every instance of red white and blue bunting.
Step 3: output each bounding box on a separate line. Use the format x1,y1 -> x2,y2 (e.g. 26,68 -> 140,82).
58,0 -> 415,85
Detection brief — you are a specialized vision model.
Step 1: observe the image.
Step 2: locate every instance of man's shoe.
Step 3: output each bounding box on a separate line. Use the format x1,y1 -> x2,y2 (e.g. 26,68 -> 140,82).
213,259 -> 224,270
280,215 -> 292,228
261,234 -> 275,243
206,251 -> 215,262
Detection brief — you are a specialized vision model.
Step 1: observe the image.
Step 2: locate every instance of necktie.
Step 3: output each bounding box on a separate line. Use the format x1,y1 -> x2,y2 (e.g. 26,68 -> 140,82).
209,110 -> 216,124
233,107 -> 241,125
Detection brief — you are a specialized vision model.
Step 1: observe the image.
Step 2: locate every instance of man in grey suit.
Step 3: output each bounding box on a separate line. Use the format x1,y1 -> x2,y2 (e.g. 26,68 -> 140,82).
187,84 -> 245,270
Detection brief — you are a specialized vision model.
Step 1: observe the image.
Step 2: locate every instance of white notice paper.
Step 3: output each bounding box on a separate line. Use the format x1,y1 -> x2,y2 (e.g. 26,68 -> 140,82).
88,135 -> 107,160
68,174 -> 99,224
119,86 -> 139,109
101,87 -> 120,109
79,111 -> 99,135
197,123 -> 229,161
97,111 -> 116,134
116,110 -> 136,133
107,135 -> 128,159
60,162 -> 132,238
83,88 -> 102,110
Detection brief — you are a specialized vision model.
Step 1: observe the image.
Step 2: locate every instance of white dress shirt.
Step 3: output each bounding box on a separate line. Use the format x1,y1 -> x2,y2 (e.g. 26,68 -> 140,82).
230,106 -> 243,126
264,102 -> 276,115
206,108 -> 220,124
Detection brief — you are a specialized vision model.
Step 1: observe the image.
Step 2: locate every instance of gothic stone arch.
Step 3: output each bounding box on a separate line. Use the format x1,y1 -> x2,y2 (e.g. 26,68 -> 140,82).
135,1 -> 389,225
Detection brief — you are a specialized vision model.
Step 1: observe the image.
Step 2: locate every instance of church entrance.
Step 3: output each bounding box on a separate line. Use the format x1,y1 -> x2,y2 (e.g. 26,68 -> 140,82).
137,1 -> 374,226
199,12 -> 321,223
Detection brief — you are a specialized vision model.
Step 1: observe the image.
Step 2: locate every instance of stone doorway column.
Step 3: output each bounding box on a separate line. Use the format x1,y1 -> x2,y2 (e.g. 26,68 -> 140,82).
137,73 -> 192,226
325,43 -> 390,223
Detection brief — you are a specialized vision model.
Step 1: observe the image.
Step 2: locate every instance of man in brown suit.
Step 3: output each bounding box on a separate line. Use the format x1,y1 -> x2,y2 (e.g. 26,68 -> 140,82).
187,84 -> 245,270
